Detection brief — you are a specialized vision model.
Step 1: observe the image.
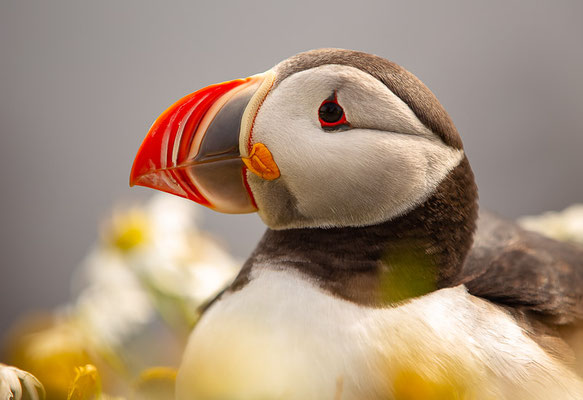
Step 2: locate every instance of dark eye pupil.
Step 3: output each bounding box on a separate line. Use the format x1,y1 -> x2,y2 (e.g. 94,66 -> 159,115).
319,102 -> 343,123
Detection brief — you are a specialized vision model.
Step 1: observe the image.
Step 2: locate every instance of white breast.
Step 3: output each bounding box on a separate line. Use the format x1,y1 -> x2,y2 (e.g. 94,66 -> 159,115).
176,268 -> 583,400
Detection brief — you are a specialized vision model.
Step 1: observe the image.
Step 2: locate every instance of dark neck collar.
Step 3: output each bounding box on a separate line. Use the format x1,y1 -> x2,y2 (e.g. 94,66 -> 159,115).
231,156 -> 478,306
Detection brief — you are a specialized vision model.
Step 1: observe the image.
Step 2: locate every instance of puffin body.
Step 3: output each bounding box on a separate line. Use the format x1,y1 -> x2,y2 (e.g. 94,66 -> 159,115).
130,49 -> 583,399
179,271 -> 582,399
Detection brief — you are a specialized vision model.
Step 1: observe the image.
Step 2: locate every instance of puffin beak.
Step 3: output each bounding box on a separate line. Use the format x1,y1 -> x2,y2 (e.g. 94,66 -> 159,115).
130,71 -> 276,213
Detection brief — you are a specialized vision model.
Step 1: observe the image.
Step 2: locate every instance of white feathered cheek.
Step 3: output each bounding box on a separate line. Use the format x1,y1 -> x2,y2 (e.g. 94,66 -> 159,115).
245,65 -> 465,227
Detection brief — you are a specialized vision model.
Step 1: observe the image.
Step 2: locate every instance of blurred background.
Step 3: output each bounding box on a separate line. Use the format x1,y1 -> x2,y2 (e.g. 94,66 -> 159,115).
1,0 -> 582,341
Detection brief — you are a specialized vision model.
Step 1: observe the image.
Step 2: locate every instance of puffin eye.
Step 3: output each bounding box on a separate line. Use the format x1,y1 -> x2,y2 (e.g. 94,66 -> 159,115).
319,102 -> 343,123
318,92 -> 350,130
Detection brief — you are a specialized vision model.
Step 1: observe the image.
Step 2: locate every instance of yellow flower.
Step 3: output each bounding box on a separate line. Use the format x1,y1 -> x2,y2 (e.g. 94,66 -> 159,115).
393,369 -> 466,400
104,210 -> 150,253
5,315 -> 92,400
67,365 -> 101,400
132,367 -> 177,400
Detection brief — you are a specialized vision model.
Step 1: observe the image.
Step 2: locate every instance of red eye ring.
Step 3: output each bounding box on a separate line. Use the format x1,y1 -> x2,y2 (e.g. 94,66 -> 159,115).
318,91 -> 349,129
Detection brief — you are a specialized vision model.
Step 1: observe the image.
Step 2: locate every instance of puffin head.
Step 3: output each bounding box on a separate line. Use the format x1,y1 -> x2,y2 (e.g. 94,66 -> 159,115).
131,49 -> 475,237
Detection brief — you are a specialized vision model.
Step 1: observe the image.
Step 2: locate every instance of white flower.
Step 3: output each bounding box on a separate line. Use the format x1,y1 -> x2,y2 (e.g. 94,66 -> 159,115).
131,231 -> 239,305
71,193 -> 240,348
0,364 -> 44,400
3,193 -> 241,399
73,249 -> 154,348
518,204 -> 583,244
123,193 -> 240,311
144,197 -> 196,259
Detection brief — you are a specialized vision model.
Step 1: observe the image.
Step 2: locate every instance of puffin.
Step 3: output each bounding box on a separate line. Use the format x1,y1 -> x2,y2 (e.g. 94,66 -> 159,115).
130,49 -> 583,399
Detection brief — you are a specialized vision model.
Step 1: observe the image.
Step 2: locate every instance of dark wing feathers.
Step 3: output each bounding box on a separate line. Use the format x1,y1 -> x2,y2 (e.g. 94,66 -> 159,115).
459,210 -> 583,325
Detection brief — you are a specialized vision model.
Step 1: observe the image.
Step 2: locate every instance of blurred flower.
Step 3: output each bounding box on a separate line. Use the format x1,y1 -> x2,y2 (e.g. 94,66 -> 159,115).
104,210 -> 150,253
518,204 -> 583,244
128,194 -> 239,303
392,368 -> 466,400
380,240 -> 437,304
3,193 -> 241,399
72,193 -> 239,348
67,364 -> 125,400
131,367 -> 176,400
74,249 -> 154,350
0,363 -> 45,400
5,315 -> 91,399
67,365 -> 101,400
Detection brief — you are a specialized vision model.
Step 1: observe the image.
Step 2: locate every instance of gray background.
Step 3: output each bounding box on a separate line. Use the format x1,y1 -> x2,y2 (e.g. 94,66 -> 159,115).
1,1 -> 582,339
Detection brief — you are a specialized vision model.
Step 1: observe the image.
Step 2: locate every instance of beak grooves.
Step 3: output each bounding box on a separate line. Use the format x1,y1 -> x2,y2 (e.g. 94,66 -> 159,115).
130,71 -> 276,214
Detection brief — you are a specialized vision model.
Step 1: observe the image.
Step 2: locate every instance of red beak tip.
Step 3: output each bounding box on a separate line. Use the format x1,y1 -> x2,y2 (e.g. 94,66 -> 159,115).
128,173 -> 150,189
129,169 -> 140,187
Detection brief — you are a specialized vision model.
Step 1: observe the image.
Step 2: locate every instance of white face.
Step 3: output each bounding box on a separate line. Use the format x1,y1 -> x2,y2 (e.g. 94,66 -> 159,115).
246,65 -> 464,230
